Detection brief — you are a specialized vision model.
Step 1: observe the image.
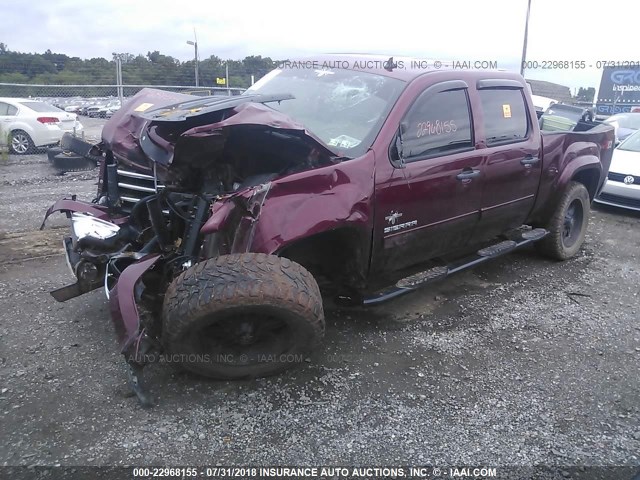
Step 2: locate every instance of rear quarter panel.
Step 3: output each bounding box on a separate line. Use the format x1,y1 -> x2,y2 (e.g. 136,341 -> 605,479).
527,125 -> 614,224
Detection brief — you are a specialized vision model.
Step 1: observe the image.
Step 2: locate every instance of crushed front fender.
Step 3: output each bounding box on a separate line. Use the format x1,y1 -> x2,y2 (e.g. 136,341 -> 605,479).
108,254 -> 161,358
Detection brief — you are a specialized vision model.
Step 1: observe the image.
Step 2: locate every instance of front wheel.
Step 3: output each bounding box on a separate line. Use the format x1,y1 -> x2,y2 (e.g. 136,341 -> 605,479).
536,181 -> 591,260
162,253 -> 325,379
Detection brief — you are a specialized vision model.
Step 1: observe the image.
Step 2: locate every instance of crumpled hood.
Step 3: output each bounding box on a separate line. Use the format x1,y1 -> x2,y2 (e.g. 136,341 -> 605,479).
100,88 -> 338,170
101,88 -> 194,167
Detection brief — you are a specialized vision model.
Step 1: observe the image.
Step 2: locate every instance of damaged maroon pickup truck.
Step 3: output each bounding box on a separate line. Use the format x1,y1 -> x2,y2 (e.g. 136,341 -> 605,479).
42,56 -> 614,406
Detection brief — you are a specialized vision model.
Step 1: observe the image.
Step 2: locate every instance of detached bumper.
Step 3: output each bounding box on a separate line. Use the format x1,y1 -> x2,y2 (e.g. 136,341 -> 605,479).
43,198 -> 160,361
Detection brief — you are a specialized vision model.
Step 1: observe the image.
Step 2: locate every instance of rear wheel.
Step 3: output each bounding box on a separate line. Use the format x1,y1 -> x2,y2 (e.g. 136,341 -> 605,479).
536,181 -> 590,260
10,130 -> 35,155
162,253 -> 325,379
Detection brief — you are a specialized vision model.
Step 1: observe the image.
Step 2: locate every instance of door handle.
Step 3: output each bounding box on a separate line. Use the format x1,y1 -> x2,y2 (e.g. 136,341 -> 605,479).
456,169 -> 481,181
521,155 -> 540,166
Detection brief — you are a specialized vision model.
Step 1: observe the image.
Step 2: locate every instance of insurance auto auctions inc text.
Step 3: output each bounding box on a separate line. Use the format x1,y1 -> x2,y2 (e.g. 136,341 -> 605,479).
276,60 -> 499,70
254,466 -> 498,477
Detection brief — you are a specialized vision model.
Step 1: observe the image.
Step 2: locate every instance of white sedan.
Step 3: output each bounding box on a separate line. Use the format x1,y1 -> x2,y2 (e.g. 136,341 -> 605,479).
595,129 -> 640,211
0,97 -> 84,154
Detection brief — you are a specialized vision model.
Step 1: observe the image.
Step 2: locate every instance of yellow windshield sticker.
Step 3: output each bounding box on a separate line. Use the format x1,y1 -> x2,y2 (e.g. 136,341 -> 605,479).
134,102 -> 154,112
502,104 -> 512,118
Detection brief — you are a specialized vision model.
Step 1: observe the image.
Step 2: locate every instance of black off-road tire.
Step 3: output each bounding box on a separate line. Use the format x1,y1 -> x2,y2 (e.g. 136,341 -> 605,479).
47,146 -> 64,162
162,253 -> 325,379
536,181 -> 591,260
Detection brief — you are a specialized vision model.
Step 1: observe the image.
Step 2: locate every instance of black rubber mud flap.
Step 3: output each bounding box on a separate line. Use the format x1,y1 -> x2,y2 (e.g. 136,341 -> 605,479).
126,362 -> 154,409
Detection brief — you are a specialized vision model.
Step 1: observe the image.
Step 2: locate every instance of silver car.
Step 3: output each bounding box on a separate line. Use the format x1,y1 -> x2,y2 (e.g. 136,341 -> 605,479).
595,129 -> 640,211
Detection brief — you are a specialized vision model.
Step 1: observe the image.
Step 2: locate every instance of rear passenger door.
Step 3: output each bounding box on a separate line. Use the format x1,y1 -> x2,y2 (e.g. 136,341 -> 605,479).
473,80 -> 542,241
0,101 -> 18,130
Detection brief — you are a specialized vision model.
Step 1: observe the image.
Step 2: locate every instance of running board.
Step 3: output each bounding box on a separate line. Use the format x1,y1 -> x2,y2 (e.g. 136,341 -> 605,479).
362,228 -> 548,306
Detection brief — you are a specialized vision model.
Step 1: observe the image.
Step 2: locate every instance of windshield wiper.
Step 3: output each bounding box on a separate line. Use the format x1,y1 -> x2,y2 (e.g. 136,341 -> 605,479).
257,93 -> 295,104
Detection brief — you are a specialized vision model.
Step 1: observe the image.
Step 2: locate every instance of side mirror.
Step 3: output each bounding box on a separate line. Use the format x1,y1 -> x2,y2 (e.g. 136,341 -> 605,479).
390,128 -> 406,169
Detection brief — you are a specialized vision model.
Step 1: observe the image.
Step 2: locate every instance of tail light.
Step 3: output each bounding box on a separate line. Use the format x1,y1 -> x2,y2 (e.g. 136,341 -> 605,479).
37,117 -> 59,124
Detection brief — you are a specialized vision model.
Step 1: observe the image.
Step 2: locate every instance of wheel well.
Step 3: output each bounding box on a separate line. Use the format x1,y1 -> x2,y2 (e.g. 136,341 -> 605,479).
277,228 -> 368,290
571,168 -> 600,200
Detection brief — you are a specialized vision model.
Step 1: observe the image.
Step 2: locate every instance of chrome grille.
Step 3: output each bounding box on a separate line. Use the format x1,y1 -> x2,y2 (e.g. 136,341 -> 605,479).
116,165 -> 164,210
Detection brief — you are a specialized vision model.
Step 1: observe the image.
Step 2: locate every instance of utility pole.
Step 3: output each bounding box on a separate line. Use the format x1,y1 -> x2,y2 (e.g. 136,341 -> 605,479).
226,62 -> 230,96
112,53 -> 124,103
187,29 -> 199,87
520,0 -> 532,77
195,41 -> 199,87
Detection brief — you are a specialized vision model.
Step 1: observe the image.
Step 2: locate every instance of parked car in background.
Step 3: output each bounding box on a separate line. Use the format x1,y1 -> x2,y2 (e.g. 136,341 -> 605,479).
79,101 -> 100,116
64,104 -> 82,114
539,103 -> 595,131
595,129 -> 640,211
98,101 -> 121,118
0,97 -> 84,154
602,112 -> 640,144
86,105 -> 105,118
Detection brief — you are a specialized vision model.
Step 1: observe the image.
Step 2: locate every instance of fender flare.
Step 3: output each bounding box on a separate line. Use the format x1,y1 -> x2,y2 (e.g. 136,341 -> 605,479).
557,154 -> 602,194
532,154 -> 602,223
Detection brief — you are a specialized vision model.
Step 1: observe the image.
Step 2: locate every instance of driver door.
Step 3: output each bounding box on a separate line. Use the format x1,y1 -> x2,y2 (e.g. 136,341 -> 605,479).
372,80 -> 484,274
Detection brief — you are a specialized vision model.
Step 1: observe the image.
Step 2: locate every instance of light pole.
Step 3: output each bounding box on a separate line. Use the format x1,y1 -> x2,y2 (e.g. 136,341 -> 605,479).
112,52 -> 124,104
520,0 -> 532,76
186,40 -> 199,87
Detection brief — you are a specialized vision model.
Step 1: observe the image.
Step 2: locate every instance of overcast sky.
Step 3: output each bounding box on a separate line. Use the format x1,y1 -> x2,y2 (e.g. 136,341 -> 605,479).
2,0 -> 639,90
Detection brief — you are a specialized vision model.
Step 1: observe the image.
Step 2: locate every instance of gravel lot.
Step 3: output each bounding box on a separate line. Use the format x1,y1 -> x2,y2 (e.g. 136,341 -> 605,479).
0,122 -> 638,472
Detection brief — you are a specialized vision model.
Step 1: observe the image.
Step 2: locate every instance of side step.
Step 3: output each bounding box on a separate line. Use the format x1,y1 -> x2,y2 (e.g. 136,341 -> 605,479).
362,228 -> 548,306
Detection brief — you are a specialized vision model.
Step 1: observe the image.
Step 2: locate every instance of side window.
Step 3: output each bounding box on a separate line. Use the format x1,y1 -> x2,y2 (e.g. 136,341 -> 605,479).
0,102 -> 10,116
401,88 -> 473,161
7,104 -> 17,116
479,88 -> 529,145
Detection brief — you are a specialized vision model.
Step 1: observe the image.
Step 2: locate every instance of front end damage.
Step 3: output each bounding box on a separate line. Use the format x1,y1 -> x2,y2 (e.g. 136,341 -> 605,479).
42,88 -> 343,406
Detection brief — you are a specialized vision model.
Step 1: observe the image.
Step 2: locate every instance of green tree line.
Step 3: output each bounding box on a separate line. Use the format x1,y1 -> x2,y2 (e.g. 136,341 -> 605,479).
0,42 -> 275,89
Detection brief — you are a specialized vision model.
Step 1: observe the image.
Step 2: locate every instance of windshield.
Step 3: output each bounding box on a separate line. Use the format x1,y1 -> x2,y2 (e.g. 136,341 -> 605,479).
618,129 -> 640,152
18,101 -> 62,113
544,105 -> 583,122
606,113 -> 640,130
246,68 -> 405,157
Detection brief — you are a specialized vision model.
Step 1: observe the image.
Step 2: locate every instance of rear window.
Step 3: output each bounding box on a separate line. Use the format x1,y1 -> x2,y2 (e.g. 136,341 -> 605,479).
18,101 -> 62,113
479,89 -> 529,145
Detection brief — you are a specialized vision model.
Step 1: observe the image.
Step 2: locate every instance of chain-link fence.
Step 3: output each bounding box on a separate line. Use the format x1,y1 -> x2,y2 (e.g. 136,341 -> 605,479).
0,83 -> 246,109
